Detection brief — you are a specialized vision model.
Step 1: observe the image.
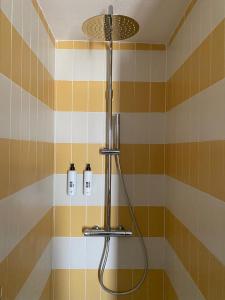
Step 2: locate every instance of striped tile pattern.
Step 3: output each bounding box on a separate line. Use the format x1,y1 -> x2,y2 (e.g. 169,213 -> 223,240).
53,20 -> 166,299
166,0 -> 225,298
0,0 -> 54,298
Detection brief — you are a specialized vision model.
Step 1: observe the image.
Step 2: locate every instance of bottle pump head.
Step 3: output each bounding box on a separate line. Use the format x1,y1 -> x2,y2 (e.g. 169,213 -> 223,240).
86,163 -> 91,171
70,163 -> 75,170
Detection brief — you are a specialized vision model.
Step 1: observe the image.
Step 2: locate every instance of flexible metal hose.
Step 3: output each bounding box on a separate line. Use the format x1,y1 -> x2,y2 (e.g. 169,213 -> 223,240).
98,155 -> 149,295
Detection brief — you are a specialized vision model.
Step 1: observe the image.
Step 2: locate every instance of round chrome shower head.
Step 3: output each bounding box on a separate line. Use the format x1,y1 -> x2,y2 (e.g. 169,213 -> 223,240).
82,14 -> 139,41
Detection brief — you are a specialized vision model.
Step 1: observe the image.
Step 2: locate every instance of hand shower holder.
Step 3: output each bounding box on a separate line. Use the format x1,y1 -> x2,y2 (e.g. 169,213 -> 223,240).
100,148 -> 120,155
83,226 -> 132,237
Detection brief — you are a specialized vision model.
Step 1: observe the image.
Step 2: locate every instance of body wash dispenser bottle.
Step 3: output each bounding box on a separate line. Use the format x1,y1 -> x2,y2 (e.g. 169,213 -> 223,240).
67,163 -> 77,196
83,164 -> 92,196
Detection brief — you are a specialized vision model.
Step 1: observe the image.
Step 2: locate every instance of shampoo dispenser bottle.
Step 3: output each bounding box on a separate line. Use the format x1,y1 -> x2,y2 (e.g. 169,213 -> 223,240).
67,163 -> 77,196
83,164 -> 92,196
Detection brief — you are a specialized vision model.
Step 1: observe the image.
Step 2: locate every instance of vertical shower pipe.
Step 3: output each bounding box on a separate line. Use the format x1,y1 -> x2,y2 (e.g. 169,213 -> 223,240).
105,5 -> 113,231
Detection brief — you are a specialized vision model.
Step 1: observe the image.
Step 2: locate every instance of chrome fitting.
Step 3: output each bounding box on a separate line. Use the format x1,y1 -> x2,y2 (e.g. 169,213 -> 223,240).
99,148 -> 120,155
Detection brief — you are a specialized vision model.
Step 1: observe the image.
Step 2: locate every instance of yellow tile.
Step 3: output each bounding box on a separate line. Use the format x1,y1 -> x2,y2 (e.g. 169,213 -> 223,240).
198,141 -> 210,193
12,26 -> 22,86
189,142 -> 199,187
118,144 -> 134,174
198,243 -> 209,298
56,40 -> 74,49
39,273 -> 52,300
118,206 -> 133,232
55,144 -> 72,174
70,269 -> 85,299
182,59 -> 191,102
86,270 -> 101,300
86,81 -> 105,112
134,144 -> 150,174
134,207 -> 148,236
101,270 -> 117,300
0,259 -> 8,300
52,269 -> 70,300
22,42 -> 31,93
55,143 -> 104,174
150,82 -> 165,112
0,11 -> 11,77
119,82 -> 136,112
164,272 -> 178,300
54,206 -> 71,236
208,253 -> 224,300
86,206 -> 103,229
150,144 -> 165,174
134,82 -> 150,112
149,207 -> 164,237
55,81 -> 73,111
7,210 -> 52,299
211,20 -> 225,84
38,61 -> 44,103
210,140 -> 225,202
71,207 -> 86,236
132,269 -> 148,299
30,52 -> 38,98
73,81 -> 89,111
149,269 -> 164,300
117,269 -> 132,300
0,139 -> 10,200
199,36 -> 211,91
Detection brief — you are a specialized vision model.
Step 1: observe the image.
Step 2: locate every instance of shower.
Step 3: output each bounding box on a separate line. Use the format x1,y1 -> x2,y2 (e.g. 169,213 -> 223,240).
82,6 -> 148,296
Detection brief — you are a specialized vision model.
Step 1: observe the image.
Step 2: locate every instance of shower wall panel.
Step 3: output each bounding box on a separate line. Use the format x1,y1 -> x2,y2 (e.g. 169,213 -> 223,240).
0,0 -> 55,298
53,41 -> 167,299
166,0 -> 225,299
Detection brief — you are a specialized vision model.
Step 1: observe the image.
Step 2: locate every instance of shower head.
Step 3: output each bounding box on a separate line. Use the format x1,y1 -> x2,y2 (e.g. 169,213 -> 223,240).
82,13 -> 139,41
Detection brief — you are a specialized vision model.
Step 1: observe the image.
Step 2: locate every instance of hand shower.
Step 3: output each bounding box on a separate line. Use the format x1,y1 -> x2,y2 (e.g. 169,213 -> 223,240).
82,6 -> 149,296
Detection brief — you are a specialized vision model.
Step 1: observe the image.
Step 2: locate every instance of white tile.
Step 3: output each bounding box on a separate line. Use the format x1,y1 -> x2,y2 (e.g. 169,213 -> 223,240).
73,50 -> 106,81
150,52 -> 166,82
166,78 -> 225,143
12,0 -> 23,37
21,89 -> 30,140
113,51 -> 136,82
1,0 -> 12,21
0,176 -> 53,261
166,176 -> 225,266
55,112 -> 165,144
165,241 -> 204,300
53,174 -> 166,207
55,50 -> 74,80
15,242 -> 52,300
0,74 -> 11,138
120,113 -> 149,144
29,95 -> 38,141
135,51 -> 151,82
52,237 -> 165,269
11,82 -> 22,140
22,0 -> 32,46
211,0 -> 225,29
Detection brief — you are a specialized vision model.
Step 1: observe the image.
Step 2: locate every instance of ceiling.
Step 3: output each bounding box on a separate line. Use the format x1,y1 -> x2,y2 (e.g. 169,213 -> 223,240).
38,0 -> 190,43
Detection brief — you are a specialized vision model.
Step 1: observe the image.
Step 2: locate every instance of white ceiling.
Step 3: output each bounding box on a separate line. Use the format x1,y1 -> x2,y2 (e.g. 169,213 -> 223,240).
38,0 -> 190,43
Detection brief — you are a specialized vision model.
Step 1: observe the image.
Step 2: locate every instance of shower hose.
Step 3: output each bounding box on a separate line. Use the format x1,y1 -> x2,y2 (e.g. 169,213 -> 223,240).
98,155 -> 149,295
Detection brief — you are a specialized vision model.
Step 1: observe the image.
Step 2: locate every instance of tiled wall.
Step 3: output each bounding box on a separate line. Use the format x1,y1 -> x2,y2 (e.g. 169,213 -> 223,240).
165,0 -> 225,299
52,41 -> 167,299
0,0 -> 54,299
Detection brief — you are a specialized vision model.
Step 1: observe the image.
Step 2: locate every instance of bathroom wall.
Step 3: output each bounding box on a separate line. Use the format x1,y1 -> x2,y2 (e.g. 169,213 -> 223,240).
52,41 -> 167,299
166,0 -> 225,299
0,0 -> 54,299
